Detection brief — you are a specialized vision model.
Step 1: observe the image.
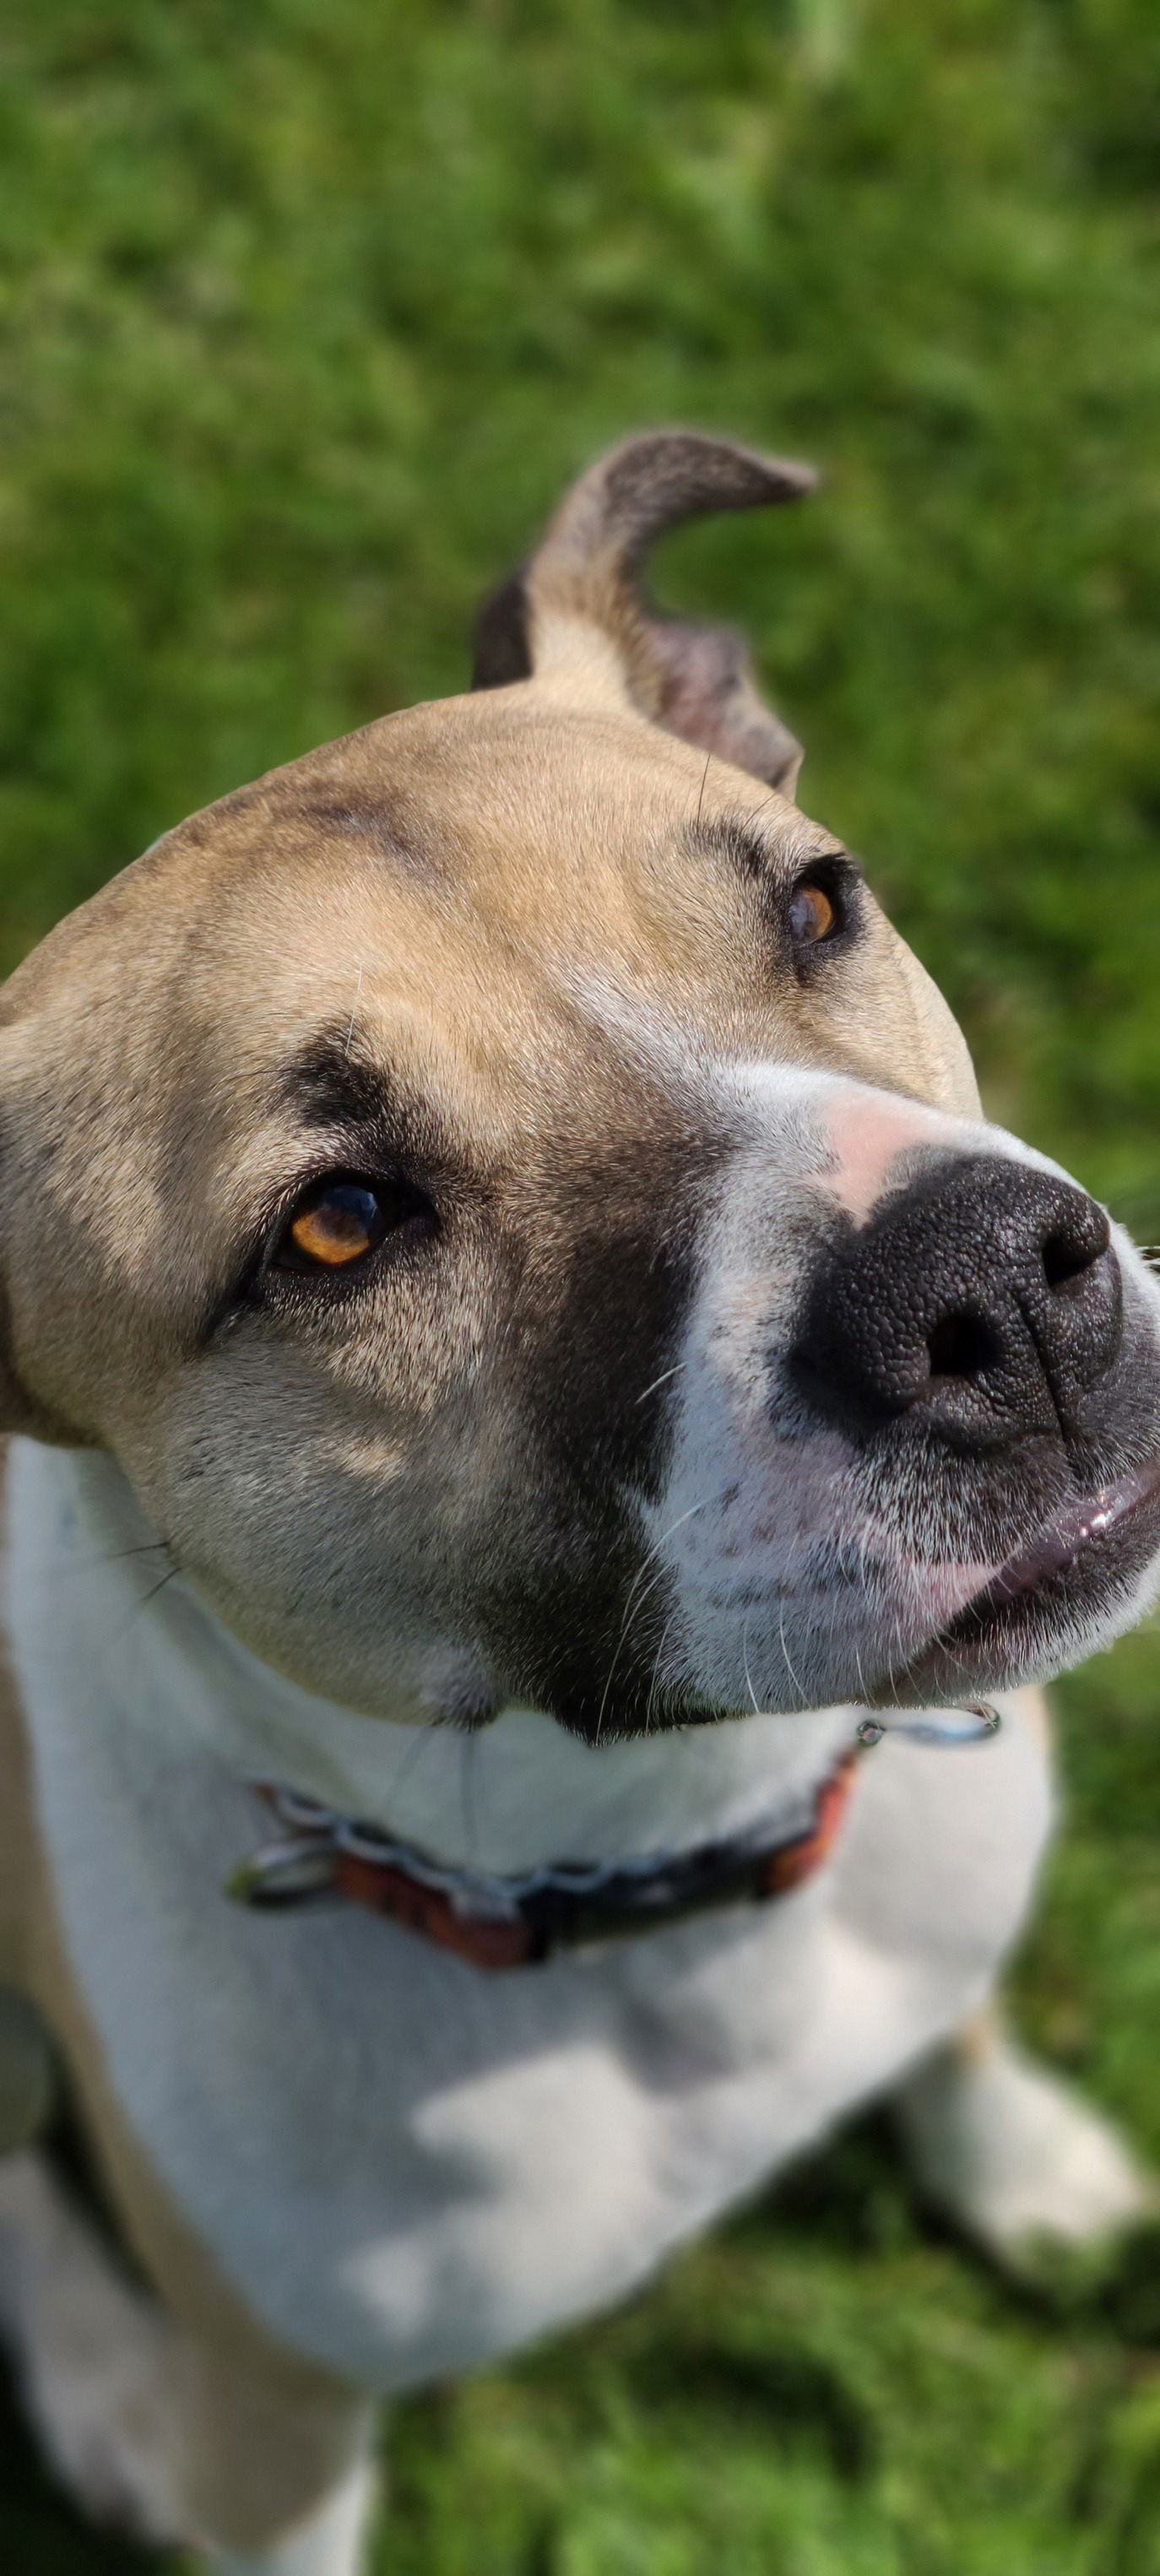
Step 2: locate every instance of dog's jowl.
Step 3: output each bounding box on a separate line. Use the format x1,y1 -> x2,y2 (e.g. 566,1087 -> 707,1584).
0,433 -> 1157,2573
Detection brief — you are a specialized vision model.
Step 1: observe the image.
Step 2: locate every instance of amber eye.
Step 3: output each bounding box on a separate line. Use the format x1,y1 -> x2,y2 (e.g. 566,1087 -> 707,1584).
275,1180 -> 390,1273
788,879 -> 837,946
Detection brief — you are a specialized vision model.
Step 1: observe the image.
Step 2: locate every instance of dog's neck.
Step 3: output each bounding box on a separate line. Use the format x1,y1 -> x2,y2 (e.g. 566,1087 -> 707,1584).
7,1440 -> 858,1875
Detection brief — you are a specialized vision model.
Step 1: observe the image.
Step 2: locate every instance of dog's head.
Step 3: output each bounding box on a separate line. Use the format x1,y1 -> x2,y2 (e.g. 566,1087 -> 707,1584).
3,431 -> 1159,1738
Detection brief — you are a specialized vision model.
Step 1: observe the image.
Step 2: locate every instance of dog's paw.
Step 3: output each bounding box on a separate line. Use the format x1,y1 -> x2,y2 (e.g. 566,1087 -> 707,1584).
897,2036 -> 1155,2281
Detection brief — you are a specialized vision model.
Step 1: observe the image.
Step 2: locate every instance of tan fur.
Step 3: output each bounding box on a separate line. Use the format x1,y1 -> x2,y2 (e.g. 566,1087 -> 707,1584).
0,692 -> 977,1721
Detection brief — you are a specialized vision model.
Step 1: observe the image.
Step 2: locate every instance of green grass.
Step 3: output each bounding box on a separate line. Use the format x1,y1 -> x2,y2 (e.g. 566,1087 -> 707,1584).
3,0 -> 1160,2566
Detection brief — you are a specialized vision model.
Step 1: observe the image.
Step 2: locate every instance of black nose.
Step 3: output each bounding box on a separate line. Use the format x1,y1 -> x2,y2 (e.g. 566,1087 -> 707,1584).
792,1156 -> 1123,1447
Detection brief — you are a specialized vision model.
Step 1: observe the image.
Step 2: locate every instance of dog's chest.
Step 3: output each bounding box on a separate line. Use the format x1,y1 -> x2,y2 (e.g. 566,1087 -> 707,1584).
30,1741 -> 934,2391
6,1445 -> 1048,2391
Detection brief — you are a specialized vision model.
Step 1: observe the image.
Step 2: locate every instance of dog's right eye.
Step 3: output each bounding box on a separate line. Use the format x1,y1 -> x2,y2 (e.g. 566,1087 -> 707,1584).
269,1175 -> 428,1275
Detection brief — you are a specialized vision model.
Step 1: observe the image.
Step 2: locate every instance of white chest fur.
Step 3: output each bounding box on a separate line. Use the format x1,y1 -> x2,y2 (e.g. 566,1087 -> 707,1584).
6,1443 -> 1051,2390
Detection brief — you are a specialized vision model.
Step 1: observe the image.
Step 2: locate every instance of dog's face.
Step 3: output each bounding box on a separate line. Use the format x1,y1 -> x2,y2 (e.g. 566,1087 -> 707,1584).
3,433 -> 1160,1738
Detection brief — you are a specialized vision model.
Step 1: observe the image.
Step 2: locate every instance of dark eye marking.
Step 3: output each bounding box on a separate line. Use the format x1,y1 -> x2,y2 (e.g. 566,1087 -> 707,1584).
203,1161 -> 440,1342
684,814 -> 772,877
200,1030 -> 459,1342
684,816 -> 865,964
277,1030 -> 403,1132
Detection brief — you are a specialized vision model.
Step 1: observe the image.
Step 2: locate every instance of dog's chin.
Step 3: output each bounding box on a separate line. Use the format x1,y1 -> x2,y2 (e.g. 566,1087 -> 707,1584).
529,1457 -> 1160,1742
869,1456 -> 1160,1710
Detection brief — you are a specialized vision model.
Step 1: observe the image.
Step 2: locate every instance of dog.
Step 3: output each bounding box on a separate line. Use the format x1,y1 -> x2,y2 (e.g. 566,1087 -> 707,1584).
0,430 -> 1158,2573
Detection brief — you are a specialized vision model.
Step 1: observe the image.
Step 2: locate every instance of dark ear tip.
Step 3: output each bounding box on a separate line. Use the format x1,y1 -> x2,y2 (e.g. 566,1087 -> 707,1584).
588,429 -> 821,550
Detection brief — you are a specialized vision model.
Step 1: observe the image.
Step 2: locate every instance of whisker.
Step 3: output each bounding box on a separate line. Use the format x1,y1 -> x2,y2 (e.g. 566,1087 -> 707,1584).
644,1609 -> 677,1736
380,1714 -> 443,1814
594,1494 -> 710,1744
458,1730 -> 480,1865
741,1614 -> 762,1719
853,1640 -> 869,1707
695,749 -> 713,834
777,1601 -> 806,1708
130,1566 -> 182,1619
635,1362 -> 686,1407
57,1540 -> 173,1578
344,966 -> 364,1057
737,785 -> 783,837
594,1562 -> 671,1745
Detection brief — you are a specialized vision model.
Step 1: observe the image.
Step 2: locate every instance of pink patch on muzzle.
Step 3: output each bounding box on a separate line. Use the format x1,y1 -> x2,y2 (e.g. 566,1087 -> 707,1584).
821,1088 -> 962,1227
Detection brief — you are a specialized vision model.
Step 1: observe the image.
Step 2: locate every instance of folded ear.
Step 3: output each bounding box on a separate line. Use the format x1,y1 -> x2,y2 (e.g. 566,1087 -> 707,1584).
472,429 -> 818,800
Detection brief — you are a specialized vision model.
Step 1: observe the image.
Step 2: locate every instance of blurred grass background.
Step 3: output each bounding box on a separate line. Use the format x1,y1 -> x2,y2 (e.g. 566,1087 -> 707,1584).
3,0 -> 1160,2568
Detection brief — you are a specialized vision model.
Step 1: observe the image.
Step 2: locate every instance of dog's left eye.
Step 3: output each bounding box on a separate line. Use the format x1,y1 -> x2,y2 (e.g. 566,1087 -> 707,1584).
271,1178 -> 412,1274
788,878 -> 838,946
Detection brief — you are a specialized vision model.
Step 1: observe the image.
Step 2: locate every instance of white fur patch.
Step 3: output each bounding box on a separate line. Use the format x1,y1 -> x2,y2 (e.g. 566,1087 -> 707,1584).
8,1440 -> 1053,2391
645,1068 -> 1160,1713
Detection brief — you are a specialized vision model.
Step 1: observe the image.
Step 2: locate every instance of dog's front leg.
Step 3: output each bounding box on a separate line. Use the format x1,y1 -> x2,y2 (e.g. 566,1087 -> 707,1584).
205,2450 -> 378,2576
841,1681 -> 1152,2275
891,1685 -> 1151,2277
0,2143 -> 378,2571
181,2335 -> 378,2576
896,2000 -> 1153,2275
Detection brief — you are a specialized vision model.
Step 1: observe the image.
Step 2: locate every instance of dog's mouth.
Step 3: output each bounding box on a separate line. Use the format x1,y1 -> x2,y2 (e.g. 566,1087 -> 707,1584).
875,1455 -> 1160,1705
556,1456 -> 1160,1741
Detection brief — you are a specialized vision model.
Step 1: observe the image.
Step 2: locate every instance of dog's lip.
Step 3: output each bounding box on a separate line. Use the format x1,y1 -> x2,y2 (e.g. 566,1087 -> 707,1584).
958,1457 -> 1160,1613
876,1454 -> 1160,1702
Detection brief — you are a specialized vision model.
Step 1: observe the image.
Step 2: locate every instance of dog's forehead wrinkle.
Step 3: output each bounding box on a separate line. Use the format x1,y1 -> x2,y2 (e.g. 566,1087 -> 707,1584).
298,794 -> 436,876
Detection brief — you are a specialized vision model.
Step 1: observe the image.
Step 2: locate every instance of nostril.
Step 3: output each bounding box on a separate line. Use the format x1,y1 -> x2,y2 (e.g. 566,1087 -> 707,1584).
1043,1216 -> 1109,1292
926,1309 -> 1002,1381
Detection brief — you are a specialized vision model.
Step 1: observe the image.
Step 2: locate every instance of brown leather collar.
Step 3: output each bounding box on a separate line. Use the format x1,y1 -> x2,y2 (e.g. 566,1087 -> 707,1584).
227,1751 -> 859,1971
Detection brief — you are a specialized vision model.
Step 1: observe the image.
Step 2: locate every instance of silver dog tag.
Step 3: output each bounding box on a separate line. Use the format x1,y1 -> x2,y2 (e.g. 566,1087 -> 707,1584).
856,1704 -> 1002,1749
